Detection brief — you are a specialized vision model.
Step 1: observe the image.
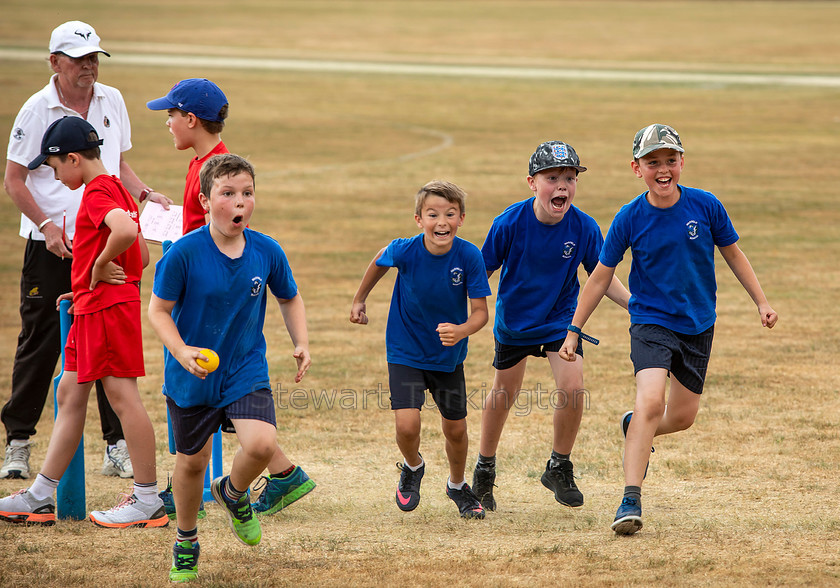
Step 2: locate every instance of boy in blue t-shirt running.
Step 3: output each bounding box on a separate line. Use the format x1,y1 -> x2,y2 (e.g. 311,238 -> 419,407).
350,180 -> 491,519
560,124 -> 777,535
471,141 -> 630,512
149,154 -> 311,581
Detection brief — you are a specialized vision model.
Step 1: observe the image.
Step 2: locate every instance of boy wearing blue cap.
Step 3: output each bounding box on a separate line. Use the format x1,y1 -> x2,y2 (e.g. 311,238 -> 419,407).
0,116 -> 165,528
472,141 -> 630,512
147,80 -> 315,518
559,124 -> 777,535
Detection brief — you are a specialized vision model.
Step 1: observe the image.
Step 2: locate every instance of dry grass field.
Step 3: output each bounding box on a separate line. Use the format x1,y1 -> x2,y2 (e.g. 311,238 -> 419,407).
1,1 -> 839,586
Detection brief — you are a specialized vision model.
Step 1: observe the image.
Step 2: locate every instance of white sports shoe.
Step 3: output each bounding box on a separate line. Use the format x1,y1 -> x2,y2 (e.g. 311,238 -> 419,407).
0,489 -> 56,525
1,441 -> 31,479
101,440 -> 134,478
89,493 -> 168,528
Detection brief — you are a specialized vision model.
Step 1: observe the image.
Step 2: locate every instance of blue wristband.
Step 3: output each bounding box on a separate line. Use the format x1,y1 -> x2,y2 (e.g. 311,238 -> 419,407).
566,324 -> 599,345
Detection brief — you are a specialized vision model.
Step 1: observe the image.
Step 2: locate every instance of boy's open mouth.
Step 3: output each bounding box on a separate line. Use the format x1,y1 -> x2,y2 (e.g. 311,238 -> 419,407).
434,230 -> 450,238
232,215 -> 243,224
551,196 -> 567,210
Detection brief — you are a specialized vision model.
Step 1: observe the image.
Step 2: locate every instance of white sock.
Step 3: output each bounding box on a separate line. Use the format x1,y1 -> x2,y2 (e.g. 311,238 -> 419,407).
133,482 -> 160,505
9,439 -> 30,448
404,457 -> 424,472
447,478 -> 465,490
28,473 -> 58,501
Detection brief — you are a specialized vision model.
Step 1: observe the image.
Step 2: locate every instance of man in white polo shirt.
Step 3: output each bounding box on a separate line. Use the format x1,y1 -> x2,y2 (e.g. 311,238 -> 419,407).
1,20 -> 171,480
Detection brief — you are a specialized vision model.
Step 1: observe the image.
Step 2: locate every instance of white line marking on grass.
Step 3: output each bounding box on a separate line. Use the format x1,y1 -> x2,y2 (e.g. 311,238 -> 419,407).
260,125 -> 455,178
2,48 -> 840,88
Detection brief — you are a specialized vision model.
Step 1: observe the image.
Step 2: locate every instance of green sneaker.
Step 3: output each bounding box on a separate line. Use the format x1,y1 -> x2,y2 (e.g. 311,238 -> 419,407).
169,540 -> 199,583
210,476 -> 261,546
251,466 -> 316,516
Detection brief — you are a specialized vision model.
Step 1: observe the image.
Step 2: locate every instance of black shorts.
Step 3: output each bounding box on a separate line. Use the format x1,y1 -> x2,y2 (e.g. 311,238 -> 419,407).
167,388 -> 277,455
388,363 -> 467,421
629,324 -> 714,395
493,337 -> 583,371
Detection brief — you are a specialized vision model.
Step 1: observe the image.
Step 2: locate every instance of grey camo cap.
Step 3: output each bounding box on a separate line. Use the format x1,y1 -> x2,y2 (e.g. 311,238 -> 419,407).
529,141 -> 587,176
633,124 -> 684,159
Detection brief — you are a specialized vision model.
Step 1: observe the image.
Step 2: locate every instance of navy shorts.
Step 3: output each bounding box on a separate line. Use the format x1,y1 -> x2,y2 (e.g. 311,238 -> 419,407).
388,363 -> 467,421
629,324 -> 714,395
493,337 -> 583,371
167,388 -> 276,455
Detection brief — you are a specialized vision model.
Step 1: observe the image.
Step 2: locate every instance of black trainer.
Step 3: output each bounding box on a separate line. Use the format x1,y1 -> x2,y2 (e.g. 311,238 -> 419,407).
471,464 -> 497,511
446,482 -> 485,519
395,460 -> 424,512
540,459 -> 584,508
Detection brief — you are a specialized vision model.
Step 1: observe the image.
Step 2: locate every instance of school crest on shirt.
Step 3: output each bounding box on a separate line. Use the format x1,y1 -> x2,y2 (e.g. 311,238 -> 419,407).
12,127 -> 25,141
450,267 -> 464,286
686,220 -> 699,240
562,241 -> 576,259
103,115 -> 111,128
250,276 -> 263,296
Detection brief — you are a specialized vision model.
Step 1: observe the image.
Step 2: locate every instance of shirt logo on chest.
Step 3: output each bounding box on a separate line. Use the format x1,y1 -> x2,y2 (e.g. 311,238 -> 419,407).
450,267 -> 464,286
686,220 -> 699,240
251,276 -> 263,296
562,241 -> 576,259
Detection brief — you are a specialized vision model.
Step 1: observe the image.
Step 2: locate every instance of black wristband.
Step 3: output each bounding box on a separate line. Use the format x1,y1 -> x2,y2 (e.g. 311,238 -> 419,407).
566,324 -> 599,345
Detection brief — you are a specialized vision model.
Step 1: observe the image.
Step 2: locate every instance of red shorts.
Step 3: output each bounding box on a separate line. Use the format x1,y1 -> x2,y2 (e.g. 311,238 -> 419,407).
64,300 -> 145,383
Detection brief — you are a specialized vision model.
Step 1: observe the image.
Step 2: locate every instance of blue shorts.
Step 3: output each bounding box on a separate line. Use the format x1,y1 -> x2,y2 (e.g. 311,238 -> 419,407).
630,324 -> 714,395
166,388 -> 276,455
493,337 -> 583,371
388,363 -> 467,421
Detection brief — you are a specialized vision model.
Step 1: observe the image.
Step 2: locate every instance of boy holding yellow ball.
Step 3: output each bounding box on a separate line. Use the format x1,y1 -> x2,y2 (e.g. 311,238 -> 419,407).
148,154 -> 311,582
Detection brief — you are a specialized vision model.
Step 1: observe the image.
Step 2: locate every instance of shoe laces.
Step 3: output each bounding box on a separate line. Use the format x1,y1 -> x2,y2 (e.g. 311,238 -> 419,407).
620,496 -> 638,507
173,543 -> 198,569
109,493 -> 137,511
7,444 -> 30,462
396,463 -> 420,489
252,475 -> 270,495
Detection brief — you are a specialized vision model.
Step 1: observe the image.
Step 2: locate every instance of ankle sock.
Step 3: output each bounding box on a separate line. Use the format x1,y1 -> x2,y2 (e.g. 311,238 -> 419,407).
134,481 -> 160,505
28,473 -> 58,501
476,453 -> 496,469
447,478 -> 466,490
177,526 -> 198,545
223,476 -> 246,502
623,485 -> 642,501
549,450 -> 570,469
404,456 -> 424,472
272,465 -> 296,478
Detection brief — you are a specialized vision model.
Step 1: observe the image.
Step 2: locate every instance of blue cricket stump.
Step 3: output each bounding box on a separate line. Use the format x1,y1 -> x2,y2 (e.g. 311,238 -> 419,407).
162,239 -> 224,503
54,298 -> 86,520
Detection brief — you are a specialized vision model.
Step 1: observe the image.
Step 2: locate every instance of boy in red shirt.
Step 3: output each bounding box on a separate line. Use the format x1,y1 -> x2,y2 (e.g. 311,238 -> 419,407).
0,116 -> 166,528
147,79 -> 316,516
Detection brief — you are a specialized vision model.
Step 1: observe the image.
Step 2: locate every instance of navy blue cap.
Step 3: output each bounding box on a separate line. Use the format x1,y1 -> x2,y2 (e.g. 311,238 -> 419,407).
28,116 -> 103,170
146,78 -> 228,122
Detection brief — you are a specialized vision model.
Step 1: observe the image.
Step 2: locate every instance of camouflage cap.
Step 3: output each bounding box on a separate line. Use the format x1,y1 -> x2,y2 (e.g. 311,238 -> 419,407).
632,124 -> 684,159
528,141 -> 587,176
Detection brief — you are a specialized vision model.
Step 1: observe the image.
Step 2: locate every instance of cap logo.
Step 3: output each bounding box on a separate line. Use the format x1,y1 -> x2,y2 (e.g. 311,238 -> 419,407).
48,146 -> 61,153
74,30 -> 92,41
551,143 -> 568,160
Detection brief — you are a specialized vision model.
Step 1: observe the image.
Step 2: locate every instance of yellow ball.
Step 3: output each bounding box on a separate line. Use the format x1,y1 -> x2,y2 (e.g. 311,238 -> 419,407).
196,348 -> 220,372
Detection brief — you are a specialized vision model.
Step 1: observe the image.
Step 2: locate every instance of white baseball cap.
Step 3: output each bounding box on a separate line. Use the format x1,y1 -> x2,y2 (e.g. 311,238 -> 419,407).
49,21 -> 110,58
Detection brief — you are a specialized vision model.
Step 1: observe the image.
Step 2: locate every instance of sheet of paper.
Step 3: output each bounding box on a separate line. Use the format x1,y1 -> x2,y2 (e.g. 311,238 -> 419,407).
139,201 -> 183,244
